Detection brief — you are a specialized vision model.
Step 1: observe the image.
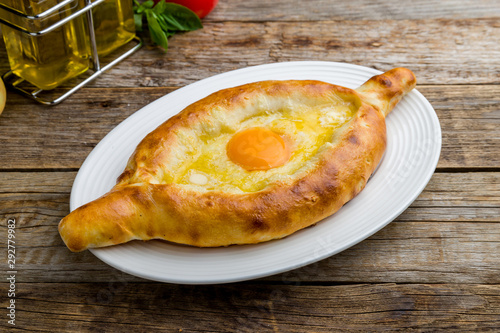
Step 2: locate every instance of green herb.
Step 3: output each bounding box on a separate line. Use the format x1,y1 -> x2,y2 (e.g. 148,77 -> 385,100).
133,0 -> 203,52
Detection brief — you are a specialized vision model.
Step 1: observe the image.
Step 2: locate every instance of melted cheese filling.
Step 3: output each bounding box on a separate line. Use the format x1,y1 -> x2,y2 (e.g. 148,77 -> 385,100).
167,93 -> 358,193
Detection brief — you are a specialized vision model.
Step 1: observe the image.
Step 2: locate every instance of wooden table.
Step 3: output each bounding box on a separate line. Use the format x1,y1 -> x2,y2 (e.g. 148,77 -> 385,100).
1,0 -> 500,331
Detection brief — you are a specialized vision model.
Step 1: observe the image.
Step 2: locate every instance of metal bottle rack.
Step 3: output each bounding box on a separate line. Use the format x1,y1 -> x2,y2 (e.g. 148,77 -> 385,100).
0,0 -> 142,105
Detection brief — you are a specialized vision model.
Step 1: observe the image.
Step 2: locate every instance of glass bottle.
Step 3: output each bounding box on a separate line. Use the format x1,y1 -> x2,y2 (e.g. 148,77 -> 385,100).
0,0 -> 136,91
0,0 -> 90,90
92,0 -> 135,57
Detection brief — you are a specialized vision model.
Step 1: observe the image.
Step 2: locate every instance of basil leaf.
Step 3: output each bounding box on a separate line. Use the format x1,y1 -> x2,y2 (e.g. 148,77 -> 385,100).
160,14 -> 187,31
142,0 -> 155,9
160,3 -> 203,32
133,1 -> 203,53
146,10 -> 169,51
134,13 -> 143,32
155,12 -> 172,32
165,30 -> 176,38
153,0 -> 167,15
135,0 -> 154,14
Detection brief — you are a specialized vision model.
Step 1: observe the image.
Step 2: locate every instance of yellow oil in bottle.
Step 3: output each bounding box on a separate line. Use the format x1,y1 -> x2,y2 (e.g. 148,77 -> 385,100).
0,0 -> 135,91
0,0 -> 90,90
92,0 -> 135,56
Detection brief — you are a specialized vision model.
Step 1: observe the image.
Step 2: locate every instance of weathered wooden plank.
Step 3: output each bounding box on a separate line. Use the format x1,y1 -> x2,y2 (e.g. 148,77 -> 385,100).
0,2 -> 496,331
210,0 -> 500,21
3,283 -> 500,331
1,18 -> 499,88
415,85 -> 500,169
1,171 -> 499,284
1,84 -> 499,169
0,88 -> 171,169
3,220 -> 499,284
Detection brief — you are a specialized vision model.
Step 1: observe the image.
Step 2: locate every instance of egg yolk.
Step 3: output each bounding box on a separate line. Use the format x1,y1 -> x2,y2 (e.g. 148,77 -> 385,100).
227,127 -> 291,171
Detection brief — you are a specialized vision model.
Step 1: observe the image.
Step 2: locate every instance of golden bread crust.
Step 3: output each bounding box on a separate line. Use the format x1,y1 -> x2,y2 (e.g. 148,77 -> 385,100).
59,68 -> 416,252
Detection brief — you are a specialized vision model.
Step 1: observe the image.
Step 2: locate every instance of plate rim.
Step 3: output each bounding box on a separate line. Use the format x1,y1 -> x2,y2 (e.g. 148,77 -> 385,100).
69,61 -> 442,284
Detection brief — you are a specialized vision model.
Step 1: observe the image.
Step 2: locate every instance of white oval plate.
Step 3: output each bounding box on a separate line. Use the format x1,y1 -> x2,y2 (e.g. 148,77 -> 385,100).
71,61 -> 441,284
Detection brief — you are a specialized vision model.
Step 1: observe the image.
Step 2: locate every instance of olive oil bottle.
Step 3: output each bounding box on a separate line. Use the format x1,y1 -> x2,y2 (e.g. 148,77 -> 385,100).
0,0 -> 90,90
92,0 -> 135,56
0,0 -> 135,91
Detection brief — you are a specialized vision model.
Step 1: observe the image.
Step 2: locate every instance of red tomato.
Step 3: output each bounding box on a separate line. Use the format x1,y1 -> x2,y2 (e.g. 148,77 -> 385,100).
153,0 -> 218,18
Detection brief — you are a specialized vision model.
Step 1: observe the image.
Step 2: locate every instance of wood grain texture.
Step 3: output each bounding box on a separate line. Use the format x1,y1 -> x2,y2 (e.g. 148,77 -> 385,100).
1,172 -> 499,284
210,0 -> 500,21
0,0 -> 499,330
1,18 -> 499,88
2,283 -> 500,332
1,85 -> 499,169
0,88 -> 171,169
